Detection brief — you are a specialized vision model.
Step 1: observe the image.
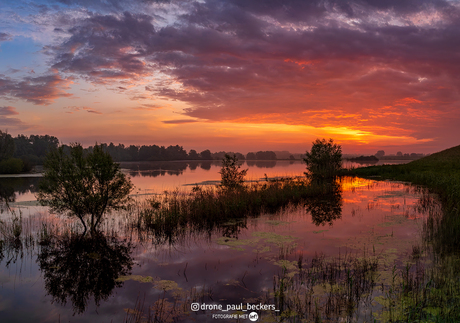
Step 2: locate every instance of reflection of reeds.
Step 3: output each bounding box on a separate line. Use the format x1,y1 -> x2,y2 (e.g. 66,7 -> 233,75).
124,286 -> 212,323
272,250 -> 379,322
128,178 -> 341,243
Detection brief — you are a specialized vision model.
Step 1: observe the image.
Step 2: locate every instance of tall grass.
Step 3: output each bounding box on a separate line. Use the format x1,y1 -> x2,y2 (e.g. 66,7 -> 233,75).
129,178 -> 339,243
271,250 -> 379,322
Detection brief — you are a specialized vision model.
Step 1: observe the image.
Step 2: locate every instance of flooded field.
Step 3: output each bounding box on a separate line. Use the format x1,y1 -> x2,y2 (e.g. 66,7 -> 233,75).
0,161 -> 438,322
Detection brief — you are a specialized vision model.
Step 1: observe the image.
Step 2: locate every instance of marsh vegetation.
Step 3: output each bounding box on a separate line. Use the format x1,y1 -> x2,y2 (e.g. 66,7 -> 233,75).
1,141 -> 458,322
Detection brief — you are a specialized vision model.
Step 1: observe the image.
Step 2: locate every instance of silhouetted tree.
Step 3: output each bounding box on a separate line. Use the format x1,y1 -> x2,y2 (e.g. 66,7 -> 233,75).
246,152 -> 256,160
188,149 -> 200,160
0,130 -> 15,162
200,149 -> 212,160
304,138 -> 343,180
219,154 -> 248,190
37,144 -> 133,234
256,151 -> 277,160
234,152 -> 245,160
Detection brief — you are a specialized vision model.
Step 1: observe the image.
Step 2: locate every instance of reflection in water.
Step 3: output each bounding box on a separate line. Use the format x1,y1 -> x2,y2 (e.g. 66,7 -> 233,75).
37,232 -> 133,314
200,161 -> 212,170
0,177 -> 40,195
124,161 -> 188,178
305,181 -> 343,226
121,160 -> 301,178
0,176 -> 440,322
255,160 -> 276,168
0,236 -> 23,267
0,180 -> 15,212
0,177 -> 41,207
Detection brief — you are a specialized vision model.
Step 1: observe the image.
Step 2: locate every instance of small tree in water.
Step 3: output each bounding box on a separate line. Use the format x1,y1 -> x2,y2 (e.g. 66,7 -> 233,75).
304,138 -> 343,180
37,143 -> 133,234
219,154 -> 248,190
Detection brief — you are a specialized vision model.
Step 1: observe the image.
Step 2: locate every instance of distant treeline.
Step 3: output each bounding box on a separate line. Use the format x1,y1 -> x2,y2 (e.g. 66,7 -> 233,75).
1,130 -> 297,174
88,143 -> 286,162
0,131 -> 59,173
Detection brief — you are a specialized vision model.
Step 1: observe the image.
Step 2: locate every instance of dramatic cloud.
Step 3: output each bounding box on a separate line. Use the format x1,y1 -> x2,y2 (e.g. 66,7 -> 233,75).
2,0 -> 460,151
0,33 -> 12,42
132,104 -> 164,110
0,106 -> 19,115
162,119 -> 199,124
50,12 -> 157,83
0,74 -> 72,105
63,106 -> 102,114
46,0 -> 460,138
0,106 -> 30,130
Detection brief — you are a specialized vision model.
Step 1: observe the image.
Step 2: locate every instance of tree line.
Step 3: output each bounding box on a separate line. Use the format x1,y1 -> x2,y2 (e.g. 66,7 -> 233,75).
0,130 -> 59,173
90,143 -> 281,162
0,130 -> 289,174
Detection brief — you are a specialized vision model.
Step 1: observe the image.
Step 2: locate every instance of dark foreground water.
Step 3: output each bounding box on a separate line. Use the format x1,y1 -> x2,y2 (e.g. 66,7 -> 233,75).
0,161 -> 437,322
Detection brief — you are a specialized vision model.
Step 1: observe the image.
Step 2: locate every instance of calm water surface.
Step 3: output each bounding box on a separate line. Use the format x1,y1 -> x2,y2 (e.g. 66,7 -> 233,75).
0,160 -> 436,322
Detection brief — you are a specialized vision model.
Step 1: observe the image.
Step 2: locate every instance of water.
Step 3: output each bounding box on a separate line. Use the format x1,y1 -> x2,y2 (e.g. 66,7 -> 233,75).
0,160 -> 437,322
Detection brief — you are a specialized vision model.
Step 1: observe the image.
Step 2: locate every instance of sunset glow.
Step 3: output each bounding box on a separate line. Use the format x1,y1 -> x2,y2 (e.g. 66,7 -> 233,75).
1,0 -> 459,154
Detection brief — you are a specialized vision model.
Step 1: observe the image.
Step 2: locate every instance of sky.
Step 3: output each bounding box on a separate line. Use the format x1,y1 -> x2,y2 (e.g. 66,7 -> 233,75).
1,0 -> 459,155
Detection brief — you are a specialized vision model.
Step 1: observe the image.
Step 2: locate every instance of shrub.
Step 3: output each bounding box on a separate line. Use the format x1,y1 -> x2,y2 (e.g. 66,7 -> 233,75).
37,143 -> 133,234
304,138 -> 343,180
219,154 -> 248,190
0,158 -> 24,174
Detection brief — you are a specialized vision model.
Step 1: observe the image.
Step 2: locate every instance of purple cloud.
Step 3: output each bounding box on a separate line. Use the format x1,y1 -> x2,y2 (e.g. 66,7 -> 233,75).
0,106 -> 19,116
162,119 -> 199,124
0,32 -> 12,42
40,0 -> 460,146
0,74 -> 72,105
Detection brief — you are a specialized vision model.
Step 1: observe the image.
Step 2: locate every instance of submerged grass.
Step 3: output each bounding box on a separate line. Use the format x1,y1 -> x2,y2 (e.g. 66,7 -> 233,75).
271,250 -> 379,322
346,144 -> 460,321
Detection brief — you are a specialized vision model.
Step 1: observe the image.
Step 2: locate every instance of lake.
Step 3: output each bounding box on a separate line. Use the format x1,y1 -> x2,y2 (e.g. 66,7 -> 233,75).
0,160 -> 437,322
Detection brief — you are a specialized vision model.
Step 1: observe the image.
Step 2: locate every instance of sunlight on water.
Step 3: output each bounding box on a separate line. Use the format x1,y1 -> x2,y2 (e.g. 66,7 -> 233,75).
0,162 -> 438,322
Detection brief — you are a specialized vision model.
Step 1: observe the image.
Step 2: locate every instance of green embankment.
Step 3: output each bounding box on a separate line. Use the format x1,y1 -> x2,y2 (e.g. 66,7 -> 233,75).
348,145 -> 460,255
348,145 -> 460,321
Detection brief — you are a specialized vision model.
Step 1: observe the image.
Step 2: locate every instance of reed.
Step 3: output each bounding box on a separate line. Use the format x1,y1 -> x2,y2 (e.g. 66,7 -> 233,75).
129,178 -> 339,243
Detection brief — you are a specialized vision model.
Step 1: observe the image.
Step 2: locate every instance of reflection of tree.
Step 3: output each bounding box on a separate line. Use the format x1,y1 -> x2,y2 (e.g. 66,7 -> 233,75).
255,160 -> 277,168
305,182 -> 343,226
37,233 -> 133,314
1,177 -> 42,211
200,161 -> 212,170
121,162 -> 188,177
0,180 -> 15,212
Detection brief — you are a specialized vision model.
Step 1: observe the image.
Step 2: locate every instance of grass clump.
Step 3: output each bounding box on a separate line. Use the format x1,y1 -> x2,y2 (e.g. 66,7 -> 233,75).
131,178 -> 338,243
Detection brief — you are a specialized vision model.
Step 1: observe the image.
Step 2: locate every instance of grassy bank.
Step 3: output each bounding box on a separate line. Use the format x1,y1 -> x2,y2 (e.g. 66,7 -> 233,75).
346,145 -> 460,321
